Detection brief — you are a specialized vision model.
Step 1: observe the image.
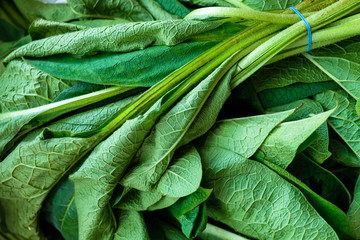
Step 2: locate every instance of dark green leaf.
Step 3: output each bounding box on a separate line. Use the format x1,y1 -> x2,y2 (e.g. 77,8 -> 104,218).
113,210 -> 150,240
169,187 -> 212,217
26,41 -> 218,87
178,203 -> 207,238
348,175 -> 360,239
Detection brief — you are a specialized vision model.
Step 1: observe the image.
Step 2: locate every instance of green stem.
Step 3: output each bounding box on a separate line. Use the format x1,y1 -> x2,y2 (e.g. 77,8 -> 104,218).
230,0 -> 360,89
185,7 -> 312,24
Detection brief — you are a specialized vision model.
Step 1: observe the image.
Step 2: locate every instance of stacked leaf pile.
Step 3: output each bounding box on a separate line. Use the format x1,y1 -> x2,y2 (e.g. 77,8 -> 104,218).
1,0 -> 360,239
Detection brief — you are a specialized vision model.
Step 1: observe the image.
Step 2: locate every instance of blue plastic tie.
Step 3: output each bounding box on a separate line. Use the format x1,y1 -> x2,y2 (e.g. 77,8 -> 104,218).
289,6 -> 312,52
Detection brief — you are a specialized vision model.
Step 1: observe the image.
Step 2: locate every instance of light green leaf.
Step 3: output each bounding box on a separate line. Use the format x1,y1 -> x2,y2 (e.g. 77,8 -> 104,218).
199,223 -> 250,240
26,41 -> 218,87
114,189 -> 162,211
67,0 -> 154,21
0,60 -> 72,113
356,100 -> 360,117
4,20 -> 222,61
304,37 -> 360,99
258,158 -> 356,240
70,95 -> 168,240
138,0 -> 181,20
121,56 -> 234,191
0,131 -> 100,239
179,0 -> 233,7
199,108 -> 296,164
147,195 -> 179,211
255,109 -> 334,168
348,175 -> 360,238
113,210 -> 150,240
267,99 -> 331,164
13,0 -> 78,22
241,0 -> 301,10
315,90 -> 360,160
156,145 -> 202,198
198,147 -> 339,240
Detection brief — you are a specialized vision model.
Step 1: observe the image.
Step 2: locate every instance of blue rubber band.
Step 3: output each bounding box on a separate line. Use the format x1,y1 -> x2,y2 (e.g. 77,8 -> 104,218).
289,6 -> 312,52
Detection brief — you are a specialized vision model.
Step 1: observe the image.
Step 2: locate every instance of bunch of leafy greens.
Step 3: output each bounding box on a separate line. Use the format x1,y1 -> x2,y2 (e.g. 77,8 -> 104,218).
1,0 -> 360,239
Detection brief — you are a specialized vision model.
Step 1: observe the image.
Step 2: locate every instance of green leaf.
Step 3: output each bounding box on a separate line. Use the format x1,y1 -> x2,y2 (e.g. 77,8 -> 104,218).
113,210 -> 150,240
198,108 -> 296,165
147,195 -> 179,211
178,203 -> 207,238
315,90 -> 360,160
304,37 -> 360,99
26,41 -> 218,87
156,145 -> 202,198
329,139 -> 360,167
67,0 -> 154,21
258,81 -> 339,109
267,99 -> 332,164
241,0 -> 301,10
356,100 -> 360,117
4,20 -> 222,61
13,0 -> 78,22
0,86 -> 128,157
69,94 -> 170,240
137,0 -> 181,20
154,0 -> 190,18
251,55 -> 330,93
0,18 -> 23,42
43,177 -> 78,240
147,217 -> 188,240
168,187 -> 212,217
114,189 -> 163,211
198,147 -> 339,240
199,223 -> 250,240
348,175 -> 360,239
255,109 -> 334,168
121,56 -> 234,191
258,158 -> 356,240
0,130 -> 100,239
0,60 -> 72,113
287,154 -> 351,210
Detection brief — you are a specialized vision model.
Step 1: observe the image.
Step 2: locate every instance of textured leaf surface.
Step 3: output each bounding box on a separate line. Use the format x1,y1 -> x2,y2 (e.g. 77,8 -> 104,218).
26,41 -> 218,86
287,154 -> 351,210
113,210 -> 150,240
121,57 -> 234,191
70,96 -> 168,240
114,189 -> 162,211
4,20 -> 222,61
197,147 -> 338,240
155,0 -> 190,18
242,0 -> 302,10
199,109 -> 296,163
0,131 -> 98,239
251,55 -> 330,93
178,203 -> 207,238
156,145 -> 202,198
67,0 -> 155,21
348,175 -> 360,238
304,37 -> 360,99
256,109 -> 334,168
267,99 -> 331,164
315,90 -> 360,160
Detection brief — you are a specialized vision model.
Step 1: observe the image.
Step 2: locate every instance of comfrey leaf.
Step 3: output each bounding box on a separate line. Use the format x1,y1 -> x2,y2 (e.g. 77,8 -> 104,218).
348,175 -> 360,239
255,109 -> 334,168
315,90 -> 360,161
113,210 -> 150,240
197,147 -> 339,240
4,20 -> 223,61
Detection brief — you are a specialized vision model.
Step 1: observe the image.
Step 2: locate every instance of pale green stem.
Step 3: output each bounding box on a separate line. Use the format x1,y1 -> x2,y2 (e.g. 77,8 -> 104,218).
230,0 -> 360,89
185,7 -> 312,24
